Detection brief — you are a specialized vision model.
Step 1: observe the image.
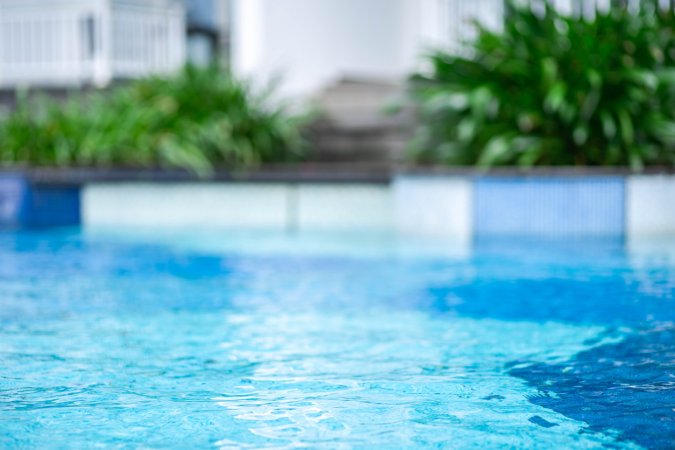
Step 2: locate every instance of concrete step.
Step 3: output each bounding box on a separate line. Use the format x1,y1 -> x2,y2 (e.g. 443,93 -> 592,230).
307,77 -> 413,164
308,122 -> 410,164
312,77 -> 404,118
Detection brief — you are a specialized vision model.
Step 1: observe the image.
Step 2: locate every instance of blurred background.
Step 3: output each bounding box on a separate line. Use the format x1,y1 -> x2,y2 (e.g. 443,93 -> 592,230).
0,0 -> 673,171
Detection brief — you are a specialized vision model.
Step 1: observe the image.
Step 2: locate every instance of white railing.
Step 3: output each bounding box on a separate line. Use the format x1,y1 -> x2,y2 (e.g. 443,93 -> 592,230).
419,0 -> 506,54
429,0 -> 674,54
0,0 -> 185,88
446,0 -> 505,52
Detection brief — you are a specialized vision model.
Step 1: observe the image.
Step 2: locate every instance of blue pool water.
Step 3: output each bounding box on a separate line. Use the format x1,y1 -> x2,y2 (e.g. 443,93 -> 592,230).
0,229 -> 674,449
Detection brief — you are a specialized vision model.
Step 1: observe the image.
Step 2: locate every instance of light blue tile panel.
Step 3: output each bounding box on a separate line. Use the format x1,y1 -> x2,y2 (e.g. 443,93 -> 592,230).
474,177 -> 625,236
0,174 -> 29,226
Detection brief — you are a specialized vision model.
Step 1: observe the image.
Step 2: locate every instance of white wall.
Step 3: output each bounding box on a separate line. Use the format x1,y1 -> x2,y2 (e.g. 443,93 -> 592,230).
231,0 -> 427,98
230,0 -> 519,99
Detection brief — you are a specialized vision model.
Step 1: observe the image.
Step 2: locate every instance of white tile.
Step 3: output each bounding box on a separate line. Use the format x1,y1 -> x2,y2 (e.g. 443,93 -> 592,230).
393,176 -> 472,239
627,176 -> 675,236
295,184 -> 393,231
83,183 -> 290,229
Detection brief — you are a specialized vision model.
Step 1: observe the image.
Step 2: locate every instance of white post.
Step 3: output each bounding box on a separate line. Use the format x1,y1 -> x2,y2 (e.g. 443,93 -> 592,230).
0,6 -> 3,87
170,1 -> 186,72
230,0 -> 264,79
418,0 -> 450,49
93,0 -> 112,86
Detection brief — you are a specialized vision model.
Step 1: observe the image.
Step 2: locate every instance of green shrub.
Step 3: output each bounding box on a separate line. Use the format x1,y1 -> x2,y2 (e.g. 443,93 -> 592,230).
0,65 -> 308,175
409,0 -> 675,169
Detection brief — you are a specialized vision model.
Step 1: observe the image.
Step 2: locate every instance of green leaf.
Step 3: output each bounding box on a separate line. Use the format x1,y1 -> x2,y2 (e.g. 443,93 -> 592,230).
544,82 -> 567,114
617,109 -> 635,145
600,112 -> 617,140
573,125 -> 590,145
477,135 -> 515,167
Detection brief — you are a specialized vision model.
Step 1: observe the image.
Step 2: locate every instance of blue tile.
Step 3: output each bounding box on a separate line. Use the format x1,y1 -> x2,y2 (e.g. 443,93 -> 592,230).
0,174 -> 80,227
474,177 -> 625,236
26,185 -> 81,227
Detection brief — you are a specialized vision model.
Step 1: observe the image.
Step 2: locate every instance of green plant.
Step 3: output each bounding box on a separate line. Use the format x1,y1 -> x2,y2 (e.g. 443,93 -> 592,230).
409,0 -> 675,169
0,65 -> 308,175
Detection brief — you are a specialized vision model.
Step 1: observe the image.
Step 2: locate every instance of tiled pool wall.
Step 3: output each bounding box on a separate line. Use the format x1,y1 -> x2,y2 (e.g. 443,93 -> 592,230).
81,182 -> 393,232
2,173 -> 675,239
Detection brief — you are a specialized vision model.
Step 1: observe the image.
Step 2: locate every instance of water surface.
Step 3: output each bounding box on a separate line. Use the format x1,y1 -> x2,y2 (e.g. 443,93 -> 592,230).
0,229 -> 673,448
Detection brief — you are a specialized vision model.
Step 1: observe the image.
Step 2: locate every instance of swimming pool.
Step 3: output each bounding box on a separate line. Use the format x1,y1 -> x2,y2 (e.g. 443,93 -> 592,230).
0,229 -> 673,449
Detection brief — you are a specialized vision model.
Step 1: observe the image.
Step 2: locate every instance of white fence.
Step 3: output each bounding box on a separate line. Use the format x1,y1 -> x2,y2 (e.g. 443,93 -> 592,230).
434,0 -> 673,53
0,0 -> 185,88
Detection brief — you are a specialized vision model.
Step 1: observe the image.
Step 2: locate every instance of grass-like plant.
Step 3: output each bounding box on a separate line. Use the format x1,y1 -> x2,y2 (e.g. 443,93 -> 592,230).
409,0 -> 675,169
0,65 -> 308,175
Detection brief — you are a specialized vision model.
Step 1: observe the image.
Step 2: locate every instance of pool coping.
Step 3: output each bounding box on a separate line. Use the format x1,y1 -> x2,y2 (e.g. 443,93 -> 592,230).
3,164 -> 675,186
5,165 -> 392,185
